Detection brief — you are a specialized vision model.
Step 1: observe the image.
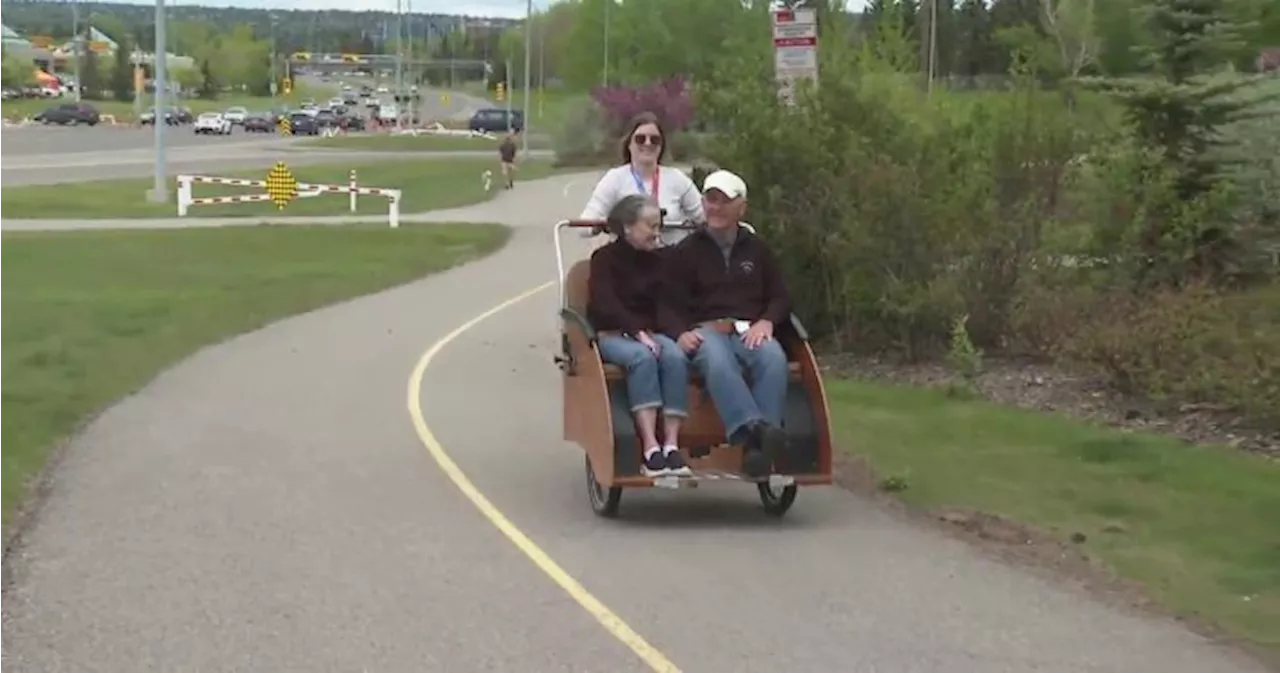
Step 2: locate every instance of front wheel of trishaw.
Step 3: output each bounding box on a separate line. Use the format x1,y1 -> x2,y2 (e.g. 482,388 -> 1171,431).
585,455 -> 622,518
757,482 -> 798,517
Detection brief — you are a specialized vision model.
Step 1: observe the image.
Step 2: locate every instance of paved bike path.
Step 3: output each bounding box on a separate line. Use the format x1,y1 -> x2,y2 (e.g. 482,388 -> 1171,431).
2,172 -> 1267,673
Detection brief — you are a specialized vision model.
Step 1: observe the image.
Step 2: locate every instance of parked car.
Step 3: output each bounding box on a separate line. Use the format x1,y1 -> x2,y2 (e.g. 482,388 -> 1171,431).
140,106 -> 193,125
337,113 -> 366,132
468,108 -> 523,133
242,111 -> 275,132
223,106 -> 248,124
286,112 -> 319,135
376,103 -> 399,124
33,102 -> 100,125
314,109 -> 340,130
193,112 -> 232,135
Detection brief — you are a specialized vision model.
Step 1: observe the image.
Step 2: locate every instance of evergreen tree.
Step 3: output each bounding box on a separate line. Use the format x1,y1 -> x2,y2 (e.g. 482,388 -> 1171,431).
1091,0 -> 1275,201
111,41 -> 133,102
80,50 -> 102,100
197,58 -> 219,99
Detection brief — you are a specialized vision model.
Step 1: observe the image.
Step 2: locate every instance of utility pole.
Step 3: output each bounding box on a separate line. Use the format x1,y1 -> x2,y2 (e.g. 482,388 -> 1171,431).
537,13 -> 544,120
71,0 -> 83,102
148,0 -> 168,203
394,0 -> 403,130
602,0 -> 610,86
522,0 -> 532,153
406,0 -> 415,125
926,0 -> 938,96
269,14 -> 277,105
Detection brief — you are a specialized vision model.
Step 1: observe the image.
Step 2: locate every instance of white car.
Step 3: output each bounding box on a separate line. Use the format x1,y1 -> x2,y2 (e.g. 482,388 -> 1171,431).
223,106 -> 248,124
193,112 -> 232,135
327,97 -> 344,109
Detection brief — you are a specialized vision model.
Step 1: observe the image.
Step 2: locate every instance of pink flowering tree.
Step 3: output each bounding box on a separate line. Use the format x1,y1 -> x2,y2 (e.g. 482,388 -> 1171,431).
589,76 -> 696,137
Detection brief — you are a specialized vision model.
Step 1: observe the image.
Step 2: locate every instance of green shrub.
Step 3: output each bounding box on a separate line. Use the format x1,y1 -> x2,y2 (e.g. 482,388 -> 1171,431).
551,97 -> 609,167
1038,282 -> 1280,429
694,35 -> 1094,357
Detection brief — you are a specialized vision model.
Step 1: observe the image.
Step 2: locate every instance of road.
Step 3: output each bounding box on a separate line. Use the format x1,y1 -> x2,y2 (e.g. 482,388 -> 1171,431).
1,164 -> 1270,673
0,125 -> 271,156
0,126 -> 552,186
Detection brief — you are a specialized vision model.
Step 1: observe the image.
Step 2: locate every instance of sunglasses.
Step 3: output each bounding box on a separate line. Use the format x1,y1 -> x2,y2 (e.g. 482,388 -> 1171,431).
631,133 -> 663,146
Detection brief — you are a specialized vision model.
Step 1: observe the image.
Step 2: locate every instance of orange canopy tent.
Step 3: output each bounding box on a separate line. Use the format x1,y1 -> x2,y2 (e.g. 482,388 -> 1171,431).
32,69 -> 59,87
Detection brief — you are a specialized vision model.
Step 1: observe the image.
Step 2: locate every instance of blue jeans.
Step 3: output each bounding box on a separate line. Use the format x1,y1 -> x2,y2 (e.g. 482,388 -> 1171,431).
689,327 -> 788,440
597,333 -> 690,418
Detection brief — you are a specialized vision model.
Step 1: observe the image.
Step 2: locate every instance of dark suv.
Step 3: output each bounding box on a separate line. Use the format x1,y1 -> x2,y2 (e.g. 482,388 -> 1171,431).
34,102 -> 100,125
468,108 -> 524,133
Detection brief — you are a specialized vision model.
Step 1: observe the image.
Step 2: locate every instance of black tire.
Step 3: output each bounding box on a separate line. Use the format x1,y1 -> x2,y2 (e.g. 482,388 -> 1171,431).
757,482 -> 798,517
586,454 -> 622,518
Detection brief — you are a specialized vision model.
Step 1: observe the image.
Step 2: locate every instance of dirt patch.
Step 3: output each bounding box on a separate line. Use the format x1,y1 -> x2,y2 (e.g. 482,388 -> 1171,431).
820,353 -> 1279,458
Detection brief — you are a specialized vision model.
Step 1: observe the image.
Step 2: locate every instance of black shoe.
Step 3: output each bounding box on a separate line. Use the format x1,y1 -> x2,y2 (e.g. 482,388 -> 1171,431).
664,449 -> 692,476
641,450 -> 668,477
740,422 -> 785,479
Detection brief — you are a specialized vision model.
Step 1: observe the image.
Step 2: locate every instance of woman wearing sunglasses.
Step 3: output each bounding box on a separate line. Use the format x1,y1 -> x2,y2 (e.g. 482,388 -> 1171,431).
578,111 -> 704,247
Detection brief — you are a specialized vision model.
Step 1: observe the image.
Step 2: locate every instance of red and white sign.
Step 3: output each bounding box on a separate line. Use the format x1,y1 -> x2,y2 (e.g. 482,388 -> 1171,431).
772,8 -> 818,106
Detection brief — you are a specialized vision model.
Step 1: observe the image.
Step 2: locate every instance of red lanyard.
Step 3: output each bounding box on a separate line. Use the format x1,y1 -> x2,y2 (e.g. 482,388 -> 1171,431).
630,167 -> 660,199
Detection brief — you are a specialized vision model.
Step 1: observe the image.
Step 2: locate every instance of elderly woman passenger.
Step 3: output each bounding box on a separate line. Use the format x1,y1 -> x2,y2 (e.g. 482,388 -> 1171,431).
586,194 -> 692,476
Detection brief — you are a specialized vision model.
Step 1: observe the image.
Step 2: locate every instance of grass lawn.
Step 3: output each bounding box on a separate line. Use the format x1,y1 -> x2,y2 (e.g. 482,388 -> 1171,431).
1,157 -> 558,219
828,378 -> 1280,656
296,133 -> 554,152
1,84 -> 334,123
0,222 -> 510,525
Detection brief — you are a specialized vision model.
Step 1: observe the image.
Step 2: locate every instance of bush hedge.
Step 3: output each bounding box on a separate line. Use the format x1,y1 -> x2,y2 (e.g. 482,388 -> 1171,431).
550,26 -> 1279,431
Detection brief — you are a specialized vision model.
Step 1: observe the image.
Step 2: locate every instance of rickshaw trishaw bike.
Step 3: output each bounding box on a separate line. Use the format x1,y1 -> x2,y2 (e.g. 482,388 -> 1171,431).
553,219 -> 835,518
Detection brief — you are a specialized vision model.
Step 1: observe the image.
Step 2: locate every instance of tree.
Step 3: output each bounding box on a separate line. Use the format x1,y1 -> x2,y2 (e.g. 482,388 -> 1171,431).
1084,0 -> 1280,284
111,41 -> 133,101
197,57 -> 219,99
1,49 -> 37,88
1039,0 -> 1098,78
80,50 -> 103,100
1095,0 -> 1272,199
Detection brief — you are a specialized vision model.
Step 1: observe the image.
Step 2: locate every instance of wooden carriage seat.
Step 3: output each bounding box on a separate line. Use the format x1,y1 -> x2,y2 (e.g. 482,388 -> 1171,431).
563,259 -> 802,381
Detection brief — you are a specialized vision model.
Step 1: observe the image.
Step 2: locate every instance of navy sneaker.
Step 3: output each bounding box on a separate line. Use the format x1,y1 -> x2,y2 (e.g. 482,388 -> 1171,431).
663,449 -> 692,476
641,450 -> 668,477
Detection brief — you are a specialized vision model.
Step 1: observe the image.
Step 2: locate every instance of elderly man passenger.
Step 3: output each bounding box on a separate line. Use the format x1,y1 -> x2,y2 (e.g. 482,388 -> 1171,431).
663,170 -> 792,478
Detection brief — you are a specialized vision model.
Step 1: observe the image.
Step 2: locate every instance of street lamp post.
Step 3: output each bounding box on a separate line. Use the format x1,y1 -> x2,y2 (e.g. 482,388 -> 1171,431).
148,0 -> 168,203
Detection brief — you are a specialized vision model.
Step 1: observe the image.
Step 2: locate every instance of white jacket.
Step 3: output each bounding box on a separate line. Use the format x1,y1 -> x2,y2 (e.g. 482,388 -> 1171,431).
579,164 -> 705,246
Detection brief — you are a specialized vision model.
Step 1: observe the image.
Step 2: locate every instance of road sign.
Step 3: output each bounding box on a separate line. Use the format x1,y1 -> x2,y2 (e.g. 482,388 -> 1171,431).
441,92 -> 451,106
772,8 -> 819,106
265,162 -> 298,210
278,116 -> 292,136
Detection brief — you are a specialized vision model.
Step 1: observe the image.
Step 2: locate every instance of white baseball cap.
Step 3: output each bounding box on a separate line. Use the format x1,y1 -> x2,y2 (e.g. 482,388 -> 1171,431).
702,169 -> 748,200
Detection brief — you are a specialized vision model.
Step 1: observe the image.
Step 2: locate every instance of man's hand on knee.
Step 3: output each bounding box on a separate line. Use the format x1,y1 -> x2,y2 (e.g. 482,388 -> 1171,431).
742,319 -> 774,350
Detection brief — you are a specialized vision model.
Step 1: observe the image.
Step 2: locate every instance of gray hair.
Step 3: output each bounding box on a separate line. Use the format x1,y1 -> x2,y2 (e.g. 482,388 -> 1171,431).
605,194 -> 661,237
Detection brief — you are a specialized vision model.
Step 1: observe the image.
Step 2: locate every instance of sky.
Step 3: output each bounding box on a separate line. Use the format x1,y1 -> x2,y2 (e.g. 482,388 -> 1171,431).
90,0 -> 870,20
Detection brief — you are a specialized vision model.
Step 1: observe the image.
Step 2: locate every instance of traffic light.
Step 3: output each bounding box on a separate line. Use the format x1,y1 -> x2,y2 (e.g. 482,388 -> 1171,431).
282,77 -> 292,94
495,81 -> 505,102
